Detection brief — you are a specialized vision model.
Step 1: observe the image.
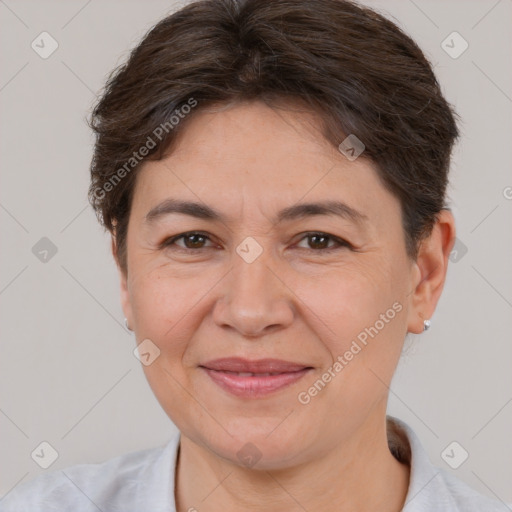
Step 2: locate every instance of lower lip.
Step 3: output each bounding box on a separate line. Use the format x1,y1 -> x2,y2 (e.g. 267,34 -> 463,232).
201,367 -> 311,398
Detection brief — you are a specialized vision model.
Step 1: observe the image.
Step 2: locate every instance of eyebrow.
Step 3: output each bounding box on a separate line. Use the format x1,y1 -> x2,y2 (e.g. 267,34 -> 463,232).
145,198 -> 368,225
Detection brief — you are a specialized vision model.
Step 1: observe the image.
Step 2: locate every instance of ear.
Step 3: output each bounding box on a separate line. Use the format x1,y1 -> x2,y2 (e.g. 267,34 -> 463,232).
407,209 -> 456,334
111,236 -> 133,330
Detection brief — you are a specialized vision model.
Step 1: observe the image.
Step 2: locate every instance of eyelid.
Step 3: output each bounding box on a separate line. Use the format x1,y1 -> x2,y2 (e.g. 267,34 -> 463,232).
160,231 -> 216,250
292,231 -> 354,251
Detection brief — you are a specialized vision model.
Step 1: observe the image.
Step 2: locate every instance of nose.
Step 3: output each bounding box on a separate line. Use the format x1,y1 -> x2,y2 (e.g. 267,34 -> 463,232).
212,251 -> 295,338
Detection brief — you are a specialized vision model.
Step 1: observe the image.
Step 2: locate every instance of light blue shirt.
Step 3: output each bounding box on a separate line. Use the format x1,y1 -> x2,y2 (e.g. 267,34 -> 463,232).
1,416 -> 509,511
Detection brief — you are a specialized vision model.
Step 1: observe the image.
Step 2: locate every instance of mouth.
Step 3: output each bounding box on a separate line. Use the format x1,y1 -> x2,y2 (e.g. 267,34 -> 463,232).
199,358 -> 313,398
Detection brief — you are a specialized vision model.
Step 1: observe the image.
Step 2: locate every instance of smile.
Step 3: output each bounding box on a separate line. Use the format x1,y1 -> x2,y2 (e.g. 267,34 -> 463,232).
200,358 -> 313,398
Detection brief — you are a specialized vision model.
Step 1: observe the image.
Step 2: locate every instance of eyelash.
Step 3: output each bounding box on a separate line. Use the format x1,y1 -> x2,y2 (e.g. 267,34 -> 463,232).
160,231 -> 353,254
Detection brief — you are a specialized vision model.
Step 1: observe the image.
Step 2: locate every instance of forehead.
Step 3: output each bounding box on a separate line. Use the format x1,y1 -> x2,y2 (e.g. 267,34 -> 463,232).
132,101 -> 400,226
166,100 -> 336,174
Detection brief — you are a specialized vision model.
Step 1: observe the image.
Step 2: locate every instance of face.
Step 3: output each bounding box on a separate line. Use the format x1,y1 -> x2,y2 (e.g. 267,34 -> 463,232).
119,101 -> 425,469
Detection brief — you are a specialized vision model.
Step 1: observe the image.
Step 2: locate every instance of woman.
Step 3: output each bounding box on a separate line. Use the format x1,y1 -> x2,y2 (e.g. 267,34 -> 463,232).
1,0 -> 508,511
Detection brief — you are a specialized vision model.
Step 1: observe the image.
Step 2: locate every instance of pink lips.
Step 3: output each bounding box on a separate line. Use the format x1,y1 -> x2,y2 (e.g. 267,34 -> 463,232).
200,357 -> 312,398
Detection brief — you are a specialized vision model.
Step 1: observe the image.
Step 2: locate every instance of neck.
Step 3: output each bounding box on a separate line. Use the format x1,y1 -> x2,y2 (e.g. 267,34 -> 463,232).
175,414 -> 410,512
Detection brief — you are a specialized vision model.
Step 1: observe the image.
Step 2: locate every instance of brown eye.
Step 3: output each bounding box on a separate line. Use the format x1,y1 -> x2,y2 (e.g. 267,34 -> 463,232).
162,232 -> 215,251
181,233 -> 208,249
295,232 -> 351,251
307,234 -> 331,250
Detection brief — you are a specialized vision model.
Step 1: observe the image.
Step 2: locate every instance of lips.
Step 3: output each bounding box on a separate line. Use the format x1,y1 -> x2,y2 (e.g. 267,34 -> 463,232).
200,358 -> 313,398
201,358 -> 310,373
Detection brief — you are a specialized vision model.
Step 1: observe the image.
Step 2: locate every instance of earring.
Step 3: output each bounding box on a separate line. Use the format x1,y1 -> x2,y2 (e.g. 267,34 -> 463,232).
423,319 -> 431,331
124,318 -> 133,332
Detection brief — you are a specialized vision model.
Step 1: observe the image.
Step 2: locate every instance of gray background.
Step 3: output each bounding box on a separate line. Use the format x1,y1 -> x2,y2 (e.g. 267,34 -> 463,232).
1,0 -> 511,504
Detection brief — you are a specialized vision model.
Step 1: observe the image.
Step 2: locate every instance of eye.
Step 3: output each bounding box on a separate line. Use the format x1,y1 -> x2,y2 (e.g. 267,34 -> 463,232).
294,232 -> 352,252
161,231 -> 216,251
160,231 -> 353,254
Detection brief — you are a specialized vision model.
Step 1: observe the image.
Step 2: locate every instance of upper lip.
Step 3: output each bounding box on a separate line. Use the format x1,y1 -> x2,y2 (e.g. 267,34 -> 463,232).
200,358 -> 311,373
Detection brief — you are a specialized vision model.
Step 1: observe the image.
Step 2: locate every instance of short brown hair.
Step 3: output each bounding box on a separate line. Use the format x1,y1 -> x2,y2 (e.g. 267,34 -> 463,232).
89,0 -> 459,271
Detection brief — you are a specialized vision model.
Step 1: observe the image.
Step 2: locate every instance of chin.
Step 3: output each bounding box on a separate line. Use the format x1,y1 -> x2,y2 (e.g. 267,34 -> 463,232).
201,419 -> 313,470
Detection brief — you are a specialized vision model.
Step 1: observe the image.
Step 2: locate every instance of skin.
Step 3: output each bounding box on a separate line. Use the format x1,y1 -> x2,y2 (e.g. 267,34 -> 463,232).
114,100 -> 455,512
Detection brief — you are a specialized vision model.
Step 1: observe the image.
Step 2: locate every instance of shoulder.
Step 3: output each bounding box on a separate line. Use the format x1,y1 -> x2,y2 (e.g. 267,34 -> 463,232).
435,468 -> 511,512
0,434 -> 180,512
387,416 -> 511,512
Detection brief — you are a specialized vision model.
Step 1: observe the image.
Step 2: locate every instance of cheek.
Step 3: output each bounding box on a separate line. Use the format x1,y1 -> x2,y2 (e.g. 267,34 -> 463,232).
295,269 -> 407,414
127,267 -> 214,429
128,263 -> 220,352
295,263 -> 406,353
293,261 -> 409,415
